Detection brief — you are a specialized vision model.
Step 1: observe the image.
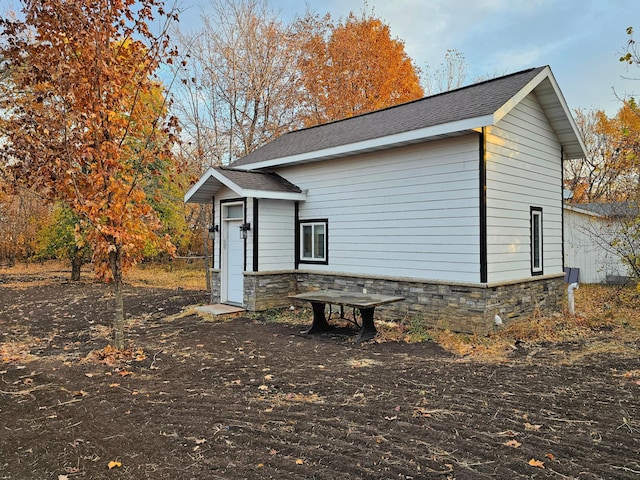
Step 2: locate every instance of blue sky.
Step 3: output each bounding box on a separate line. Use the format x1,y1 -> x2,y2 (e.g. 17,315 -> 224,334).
177,0 -> 638,116
3,0 -> 637,116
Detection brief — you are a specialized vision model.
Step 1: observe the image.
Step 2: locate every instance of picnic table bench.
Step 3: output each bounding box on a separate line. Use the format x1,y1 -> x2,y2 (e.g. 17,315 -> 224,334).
289,290 -> 405,342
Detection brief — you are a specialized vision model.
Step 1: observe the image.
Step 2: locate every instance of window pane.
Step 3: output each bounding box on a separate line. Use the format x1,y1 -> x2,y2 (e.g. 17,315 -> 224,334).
533,223 -> 540,267
226,205 -> 243,219
302,225 -> 312,258
532,210 -> 541,271
299,221 -> 327,262
314,225 -> 325,259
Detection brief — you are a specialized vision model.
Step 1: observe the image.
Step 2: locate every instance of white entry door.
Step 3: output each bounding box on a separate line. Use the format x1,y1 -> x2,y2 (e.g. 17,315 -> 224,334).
223,205 -> 245,305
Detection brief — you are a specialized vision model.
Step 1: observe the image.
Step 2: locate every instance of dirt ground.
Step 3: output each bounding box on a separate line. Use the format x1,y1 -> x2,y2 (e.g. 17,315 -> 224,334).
1,266 -> 639,479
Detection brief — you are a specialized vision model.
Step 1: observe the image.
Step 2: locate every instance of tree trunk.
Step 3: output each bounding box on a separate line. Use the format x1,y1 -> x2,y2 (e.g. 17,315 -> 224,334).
70,247 -> 82,281
109,248 -> 126,350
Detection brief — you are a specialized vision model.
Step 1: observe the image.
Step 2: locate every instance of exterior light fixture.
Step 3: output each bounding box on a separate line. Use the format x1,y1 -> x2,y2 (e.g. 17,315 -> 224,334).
208,224 -> 219,239
239,222 -> 251,239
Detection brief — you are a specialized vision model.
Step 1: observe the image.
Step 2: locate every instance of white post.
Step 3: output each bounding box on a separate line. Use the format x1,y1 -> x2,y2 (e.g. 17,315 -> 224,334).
568,282 -> 579,315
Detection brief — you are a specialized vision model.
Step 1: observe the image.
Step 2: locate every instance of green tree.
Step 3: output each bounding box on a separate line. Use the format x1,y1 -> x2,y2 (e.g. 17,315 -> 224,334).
36,202 -> 88,281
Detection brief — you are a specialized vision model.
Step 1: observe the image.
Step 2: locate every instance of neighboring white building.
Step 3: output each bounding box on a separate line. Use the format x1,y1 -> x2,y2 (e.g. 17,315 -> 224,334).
185,66 -> 586,333
564,204 -> 632,284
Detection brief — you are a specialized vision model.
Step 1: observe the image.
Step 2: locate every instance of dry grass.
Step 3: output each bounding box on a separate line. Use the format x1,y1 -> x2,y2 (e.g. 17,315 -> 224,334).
0,260 -> 69,276
0,259 -> 207,290
254,285 -> 640,363
126,260 -> 207,290
427,284 -> 640,362
0,260 -> 72,288
3,261 -> 639,363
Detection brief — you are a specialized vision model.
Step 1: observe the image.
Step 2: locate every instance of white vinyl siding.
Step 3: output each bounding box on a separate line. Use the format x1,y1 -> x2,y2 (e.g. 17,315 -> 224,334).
257,199 -> 295,270
277,136 -> 481,283
485,92 -> 563,283
564,208 -> 630,283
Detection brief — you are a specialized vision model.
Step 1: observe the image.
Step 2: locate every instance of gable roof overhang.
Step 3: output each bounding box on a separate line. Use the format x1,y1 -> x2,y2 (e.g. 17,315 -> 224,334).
184,167 -> 306,204
494,68 -> 586,160
231,66 -> 586,172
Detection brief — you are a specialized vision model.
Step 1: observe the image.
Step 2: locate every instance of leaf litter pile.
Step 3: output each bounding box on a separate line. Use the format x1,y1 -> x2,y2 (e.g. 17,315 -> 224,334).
1,265 -> 639,479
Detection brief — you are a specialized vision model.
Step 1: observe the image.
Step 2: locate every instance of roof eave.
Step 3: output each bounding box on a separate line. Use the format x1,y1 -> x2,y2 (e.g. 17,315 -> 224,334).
184,167 -> 217,204
184,167 -> 244,203
563,204 -> 605,218
184,167 -> 306,203
241,189 -> 307,201
234,114 -> 495,171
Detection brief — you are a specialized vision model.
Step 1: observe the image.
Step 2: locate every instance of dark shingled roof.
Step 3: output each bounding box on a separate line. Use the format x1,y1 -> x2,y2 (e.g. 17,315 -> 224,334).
215,167 -> 302,193
570,202 -> 640,218
232,66 -> 547,167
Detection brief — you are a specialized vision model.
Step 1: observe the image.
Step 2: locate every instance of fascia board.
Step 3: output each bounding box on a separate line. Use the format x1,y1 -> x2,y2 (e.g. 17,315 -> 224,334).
545,71 -> 588,158
211,170 -> 305,200
493,67 -> 550,123
184,166 -> 216,203
234,115 -> 495,171
241,189 -> 307,201
185,167 -> 307,203
493,66 -> 587,159
184,167 -> 244,203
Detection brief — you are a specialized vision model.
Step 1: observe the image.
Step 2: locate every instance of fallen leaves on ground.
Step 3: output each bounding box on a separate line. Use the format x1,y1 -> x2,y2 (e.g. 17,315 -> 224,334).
524,422 -> 542,431
347,358 -> 382,368
83,345 -> 146,366
528,458 -> 545,469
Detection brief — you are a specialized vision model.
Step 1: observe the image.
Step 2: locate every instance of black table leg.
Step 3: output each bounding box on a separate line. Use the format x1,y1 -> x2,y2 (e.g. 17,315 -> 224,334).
305,301 -> 332,333
355,307 -> 377,342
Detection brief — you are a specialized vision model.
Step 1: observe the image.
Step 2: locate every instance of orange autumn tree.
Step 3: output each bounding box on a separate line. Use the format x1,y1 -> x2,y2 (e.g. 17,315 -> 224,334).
565,103 -> 640,203
0,0 -> 179,349
296,10 -> 424,126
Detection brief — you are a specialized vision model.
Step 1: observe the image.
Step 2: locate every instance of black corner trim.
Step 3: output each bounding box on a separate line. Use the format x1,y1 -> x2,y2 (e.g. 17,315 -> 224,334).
211,196 -> 216,269
253,198 -> 259,272
479,129 -> 488,283
294,202 -> 300,269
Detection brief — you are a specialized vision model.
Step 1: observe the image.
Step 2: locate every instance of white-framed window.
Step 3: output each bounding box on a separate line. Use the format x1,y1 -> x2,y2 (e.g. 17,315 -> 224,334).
299,219 -> 328,264
531,207 -> 543,275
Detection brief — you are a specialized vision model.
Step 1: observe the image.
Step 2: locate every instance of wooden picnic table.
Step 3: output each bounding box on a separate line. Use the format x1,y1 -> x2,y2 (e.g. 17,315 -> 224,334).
289,290 -> 405,342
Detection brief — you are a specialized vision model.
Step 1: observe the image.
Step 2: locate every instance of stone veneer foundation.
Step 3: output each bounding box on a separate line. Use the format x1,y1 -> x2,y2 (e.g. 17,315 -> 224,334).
211,269 -> 565,334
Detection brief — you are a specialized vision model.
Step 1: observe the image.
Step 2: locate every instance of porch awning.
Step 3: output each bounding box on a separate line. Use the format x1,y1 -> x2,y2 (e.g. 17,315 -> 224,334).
184,166 -> 306,204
